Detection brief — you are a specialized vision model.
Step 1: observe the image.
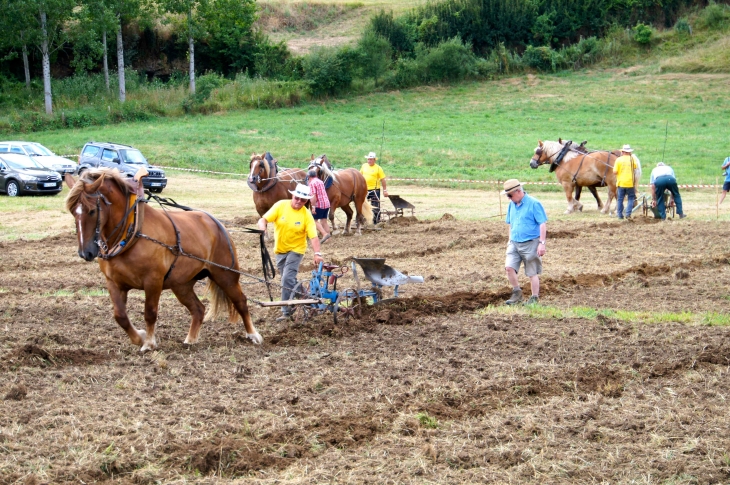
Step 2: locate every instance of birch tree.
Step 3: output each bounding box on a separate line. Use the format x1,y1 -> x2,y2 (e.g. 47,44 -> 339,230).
105,0 -> 143,102
159,0 -> 210,94
25,0 -> 76,114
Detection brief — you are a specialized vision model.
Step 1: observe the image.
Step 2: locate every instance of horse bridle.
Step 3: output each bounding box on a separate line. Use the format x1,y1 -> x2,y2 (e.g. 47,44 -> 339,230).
83,190 -> 143,259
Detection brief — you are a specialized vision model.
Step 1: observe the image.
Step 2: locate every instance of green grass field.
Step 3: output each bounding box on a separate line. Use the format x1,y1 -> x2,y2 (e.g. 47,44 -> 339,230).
23,70 -> 730,185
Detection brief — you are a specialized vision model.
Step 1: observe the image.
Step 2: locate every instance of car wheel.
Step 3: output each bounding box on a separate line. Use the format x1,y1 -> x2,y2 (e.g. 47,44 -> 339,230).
6,180 -> 21,197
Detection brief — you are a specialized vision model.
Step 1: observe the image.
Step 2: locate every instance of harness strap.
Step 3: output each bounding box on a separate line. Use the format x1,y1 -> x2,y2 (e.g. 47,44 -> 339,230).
600,151 -> 611,186
572,154 -> 587,184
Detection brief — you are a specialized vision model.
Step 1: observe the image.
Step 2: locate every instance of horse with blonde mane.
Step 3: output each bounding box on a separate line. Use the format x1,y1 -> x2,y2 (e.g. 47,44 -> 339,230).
530,139 -> 620,214
308,154 -> 372,235
65,168 -> 262,352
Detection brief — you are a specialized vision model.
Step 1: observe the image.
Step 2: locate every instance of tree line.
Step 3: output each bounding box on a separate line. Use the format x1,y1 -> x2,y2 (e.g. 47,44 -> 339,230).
0,0 -> 727,124
0,0 -> 258,114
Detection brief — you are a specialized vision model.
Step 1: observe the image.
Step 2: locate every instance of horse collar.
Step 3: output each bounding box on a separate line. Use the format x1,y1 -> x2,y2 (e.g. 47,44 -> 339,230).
550,142 -> 573,173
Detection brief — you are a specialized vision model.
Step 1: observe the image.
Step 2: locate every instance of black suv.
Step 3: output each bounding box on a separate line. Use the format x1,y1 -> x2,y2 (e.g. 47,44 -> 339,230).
77,142 -> 167,193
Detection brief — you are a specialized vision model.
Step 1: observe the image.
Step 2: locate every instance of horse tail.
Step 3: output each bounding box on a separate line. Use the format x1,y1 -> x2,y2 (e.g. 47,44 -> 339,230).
362,199 -> 373,226
204,279 -> 238,323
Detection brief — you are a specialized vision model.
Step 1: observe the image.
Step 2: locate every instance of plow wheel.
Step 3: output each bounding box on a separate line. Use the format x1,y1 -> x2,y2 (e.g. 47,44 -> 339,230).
333,291 -> 361,325
290,282 -> 314,323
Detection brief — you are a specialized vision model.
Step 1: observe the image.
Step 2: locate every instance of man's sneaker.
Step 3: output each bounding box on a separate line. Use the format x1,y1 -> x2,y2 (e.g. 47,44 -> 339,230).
525,295 -> 539,305
276,314 -> 293,322
679,214 -> 687,219
505,288 -> 523,305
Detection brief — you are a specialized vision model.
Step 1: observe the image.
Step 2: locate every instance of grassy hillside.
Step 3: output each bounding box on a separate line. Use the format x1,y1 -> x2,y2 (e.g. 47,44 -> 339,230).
28,69 -> 730,186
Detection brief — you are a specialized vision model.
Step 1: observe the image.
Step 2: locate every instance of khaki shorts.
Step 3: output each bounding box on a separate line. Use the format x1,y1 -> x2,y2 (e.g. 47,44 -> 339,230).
505,239 -> 542,277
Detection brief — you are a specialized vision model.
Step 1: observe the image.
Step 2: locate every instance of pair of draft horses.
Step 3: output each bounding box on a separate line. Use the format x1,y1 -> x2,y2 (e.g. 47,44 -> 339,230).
247,152 -> 372,236
530,139 -> 640,215
67,142 -> 621,352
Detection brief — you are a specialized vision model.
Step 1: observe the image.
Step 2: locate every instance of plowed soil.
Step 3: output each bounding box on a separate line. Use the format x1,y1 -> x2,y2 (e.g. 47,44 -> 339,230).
2,203 -> 730,483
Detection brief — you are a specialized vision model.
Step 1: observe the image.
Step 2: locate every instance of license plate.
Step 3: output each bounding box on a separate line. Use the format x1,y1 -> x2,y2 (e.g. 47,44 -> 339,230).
44,182 -> 56,187
150,183 -> 161,187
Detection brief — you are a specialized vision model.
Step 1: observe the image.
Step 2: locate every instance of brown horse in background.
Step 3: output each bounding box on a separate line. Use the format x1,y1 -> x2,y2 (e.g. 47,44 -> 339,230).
248,152 -> 307,216
309,154 -> 373,235
530,140 -> 620,214
65,168 -> 262,352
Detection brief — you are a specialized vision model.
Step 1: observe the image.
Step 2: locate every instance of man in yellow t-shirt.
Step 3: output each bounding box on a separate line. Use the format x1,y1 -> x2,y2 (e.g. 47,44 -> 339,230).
613,144 -> 639,220
360,151 -> 388,223
258,184 -> 323,321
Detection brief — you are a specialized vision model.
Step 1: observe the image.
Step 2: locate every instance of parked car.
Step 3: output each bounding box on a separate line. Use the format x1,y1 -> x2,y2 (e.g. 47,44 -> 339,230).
0,153 -> 63,196
0,141 -> 77,175
77,141 -> 167,193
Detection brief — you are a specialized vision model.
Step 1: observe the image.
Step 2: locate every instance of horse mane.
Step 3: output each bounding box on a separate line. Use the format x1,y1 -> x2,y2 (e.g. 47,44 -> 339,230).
65,168 -> 131,212
318,161 -> 337,182
251,153 -> 271,179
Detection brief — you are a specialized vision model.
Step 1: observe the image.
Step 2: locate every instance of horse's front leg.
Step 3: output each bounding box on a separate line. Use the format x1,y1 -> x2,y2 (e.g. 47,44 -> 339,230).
562,182 -> 578,214
106,279 -> 146,346
140,284 -> 163,352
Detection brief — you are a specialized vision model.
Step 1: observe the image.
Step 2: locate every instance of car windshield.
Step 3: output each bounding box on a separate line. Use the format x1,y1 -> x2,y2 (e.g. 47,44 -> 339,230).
121,149 -> 148,165
24,144 -> 53,156
2,155 -> 43,169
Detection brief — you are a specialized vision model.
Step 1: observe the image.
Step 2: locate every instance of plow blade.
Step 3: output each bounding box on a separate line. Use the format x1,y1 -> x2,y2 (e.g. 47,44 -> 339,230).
352,258 -> 424,287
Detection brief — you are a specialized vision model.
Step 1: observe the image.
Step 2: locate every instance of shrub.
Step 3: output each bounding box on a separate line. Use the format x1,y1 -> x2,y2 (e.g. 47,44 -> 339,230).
696,2 -> 730,31
254,40 -> 301,80
674,18 -> 692,36
182,72 -> 230,112
633,23 -> 653,45
383,57 -> 421,89
532,12 -> 556,46
302,46 -> 353,96
356,30 -> 392,84
369,10 -> 416,54
523,45 -> 555,71
419,37 -> 478,82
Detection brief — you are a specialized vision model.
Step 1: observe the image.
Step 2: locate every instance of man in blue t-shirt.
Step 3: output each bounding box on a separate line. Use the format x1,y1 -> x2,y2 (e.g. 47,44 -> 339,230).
503,179 -> 548,306
720,156 -> 730,205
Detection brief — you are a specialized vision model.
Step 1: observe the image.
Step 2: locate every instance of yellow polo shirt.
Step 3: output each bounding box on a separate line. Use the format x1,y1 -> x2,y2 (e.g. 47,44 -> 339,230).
360,163 -> 386,190
263,200 -> 317,254
613,155 -> 638,188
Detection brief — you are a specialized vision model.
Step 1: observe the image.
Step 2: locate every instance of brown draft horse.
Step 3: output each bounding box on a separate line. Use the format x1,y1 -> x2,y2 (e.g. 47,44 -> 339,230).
530,139 -> 620,214
308,154 -> 373,235
247,152 -> 307,216
65,168 -> 262,352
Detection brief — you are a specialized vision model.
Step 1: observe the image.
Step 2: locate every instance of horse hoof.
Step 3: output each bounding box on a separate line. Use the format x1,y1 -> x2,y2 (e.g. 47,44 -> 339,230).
139,338 -> 157,353
247,332 -> 263,345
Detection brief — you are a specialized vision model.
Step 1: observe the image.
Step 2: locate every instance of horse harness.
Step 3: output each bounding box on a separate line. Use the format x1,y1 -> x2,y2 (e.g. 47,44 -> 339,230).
89,190 -> 145,260
89,187 -> 243,282
539,141 -> 613,187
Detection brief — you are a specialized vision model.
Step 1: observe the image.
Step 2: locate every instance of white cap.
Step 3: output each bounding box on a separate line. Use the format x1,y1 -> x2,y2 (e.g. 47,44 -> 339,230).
365,151 -> 377,159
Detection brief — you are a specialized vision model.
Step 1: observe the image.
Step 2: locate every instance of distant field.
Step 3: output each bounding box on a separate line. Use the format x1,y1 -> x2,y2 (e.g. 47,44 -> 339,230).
27,70 -> 730,186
